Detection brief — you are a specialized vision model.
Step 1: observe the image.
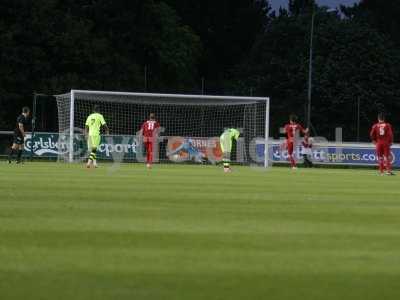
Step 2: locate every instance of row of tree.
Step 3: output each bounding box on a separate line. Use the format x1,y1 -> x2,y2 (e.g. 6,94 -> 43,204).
1,0 -> 400,140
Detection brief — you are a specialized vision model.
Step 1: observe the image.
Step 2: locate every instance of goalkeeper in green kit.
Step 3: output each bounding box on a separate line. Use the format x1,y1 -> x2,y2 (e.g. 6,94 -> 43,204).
85,105 -> 109,168
220,128 -> 240,172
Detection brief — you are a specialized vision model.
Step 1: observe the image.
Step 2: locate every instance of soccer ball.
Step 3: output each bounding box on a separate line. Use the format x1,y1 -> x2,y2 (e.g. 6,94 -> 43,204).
172,154 -> 180,161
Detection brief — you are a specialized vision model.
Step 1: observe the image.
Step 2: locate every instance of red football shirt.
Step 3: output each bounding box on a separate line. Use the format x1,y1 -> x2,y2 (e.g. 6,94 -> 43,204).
284,123 -> 306,142
302,135 -> 312,149
141,120 -> 160,138
370,122 -> 393,144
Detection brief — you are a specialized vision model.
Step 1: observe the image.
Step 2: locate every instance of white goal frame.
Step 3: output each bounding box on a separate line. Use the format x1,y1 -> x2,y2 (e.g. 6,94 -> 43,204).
61,89 -> 270,167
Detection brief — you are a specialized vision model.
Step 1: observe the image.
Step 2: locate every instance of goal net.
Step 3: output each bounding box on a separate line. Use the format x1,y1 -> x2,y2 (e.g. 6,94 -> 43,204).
55,90 -> 270,167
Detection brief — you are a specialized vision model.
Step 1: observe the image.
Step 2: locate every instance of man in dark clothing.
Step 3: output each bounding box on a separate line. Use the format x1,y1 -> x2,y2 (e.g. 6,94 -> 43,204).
8,107 -> 30,164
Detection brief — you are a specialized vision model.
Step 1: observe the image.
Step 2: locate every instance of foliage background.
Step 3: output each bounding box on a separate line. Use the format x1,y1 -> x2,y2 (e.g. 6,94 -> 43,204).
1,0 -> 399,140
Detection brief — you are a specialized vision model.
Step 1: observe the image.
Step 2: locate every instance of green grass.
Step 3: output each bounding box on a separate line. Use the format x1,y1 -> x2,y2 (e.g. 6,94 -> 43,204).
1,162 -> 400,300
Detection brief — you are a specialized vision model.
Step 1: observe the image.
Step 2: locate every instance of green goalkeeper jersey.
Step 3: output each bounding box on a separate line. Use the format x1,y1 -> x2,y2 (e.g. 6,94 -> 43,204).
220,128 -> 240,141
220,128 -> 240,152
85,113 -> 106,136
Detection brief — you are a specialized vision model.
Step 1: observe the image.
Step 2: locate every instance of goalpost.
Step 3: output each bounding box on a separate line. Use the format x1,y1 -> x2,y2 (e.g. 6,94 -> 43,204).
54,90 -> 270,167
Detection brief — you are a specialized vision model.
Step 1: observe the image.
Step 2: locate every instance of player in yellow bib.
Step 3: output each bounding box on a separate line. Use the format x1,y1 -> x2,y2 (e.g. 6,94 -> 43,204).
220,128 -> 240,172
85,105 -> 109,168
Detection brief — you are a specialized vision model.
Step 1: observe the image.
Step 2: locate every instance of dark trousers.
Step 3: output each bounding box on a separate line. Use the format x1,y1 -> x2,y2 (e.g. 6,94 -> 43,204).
303,154 -> 313,168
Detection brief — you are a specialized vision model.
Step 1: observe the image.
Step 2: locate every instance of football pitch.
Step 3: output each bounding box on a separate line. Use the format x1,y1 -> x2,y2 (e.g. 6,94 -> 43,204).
1,162 -> 400,300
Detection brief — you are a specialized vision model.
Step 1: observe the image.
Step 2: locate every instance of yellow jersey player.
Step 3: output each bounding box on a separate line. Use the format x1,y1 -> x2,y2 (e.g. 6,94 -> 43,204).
220,128 -> 240,172
85,105 -> 109,168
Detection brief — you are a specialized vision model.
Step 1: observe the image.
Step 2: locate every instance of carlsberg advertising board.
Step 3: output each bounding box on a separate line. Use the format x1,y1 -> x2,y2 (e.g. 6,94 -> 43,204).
24,133 -> 138,160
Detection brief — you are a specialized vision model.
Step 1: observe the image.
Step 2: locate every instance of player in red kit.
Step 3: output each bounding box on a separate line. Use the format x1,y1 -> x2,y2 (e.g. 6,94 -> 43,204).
140,113 -> 160,169
284,114 -> 308,169
370,113 -> 394,175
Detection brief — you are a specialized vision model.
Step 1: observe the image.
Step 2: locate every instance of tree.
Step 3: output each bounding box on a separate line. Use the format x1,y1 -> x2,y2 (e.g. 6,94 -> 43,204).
289,0 -> 315,16
0,0 -> 202,129
164,0 -> 271,92
342,0 -> 400,45
231,7 -> 400,140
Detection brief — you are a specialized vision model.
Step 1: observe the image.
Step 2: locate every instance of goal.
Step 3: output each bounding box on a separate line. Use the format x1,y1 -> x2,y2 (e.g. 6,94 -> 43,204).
55,90 -> 270,167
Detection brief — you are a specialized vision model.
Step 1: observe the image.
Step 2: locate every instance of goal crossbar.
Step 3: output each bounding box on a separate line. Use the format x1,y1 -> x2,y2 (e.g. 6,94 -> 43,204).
55,89 -> 269,106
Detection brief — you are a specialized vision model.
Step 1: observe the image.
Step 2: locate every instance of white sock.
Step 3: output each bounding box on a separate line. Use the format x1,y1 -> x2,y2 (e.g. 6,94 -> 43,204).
93,159 -> 97,167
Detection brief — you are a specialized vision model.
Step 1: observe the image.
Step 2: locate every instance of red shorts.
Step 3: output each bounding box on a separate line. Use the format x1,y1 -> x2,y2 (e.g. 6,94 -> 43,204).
376,142 -> 390,158
287,141 -> 294,156
144,141 -> 153,153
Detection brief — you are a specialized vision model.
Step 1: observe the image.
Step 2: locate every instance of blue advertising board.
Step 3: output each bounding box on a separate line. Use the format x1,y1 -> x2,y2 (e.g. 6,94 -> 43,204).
256,142 -> 400,167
